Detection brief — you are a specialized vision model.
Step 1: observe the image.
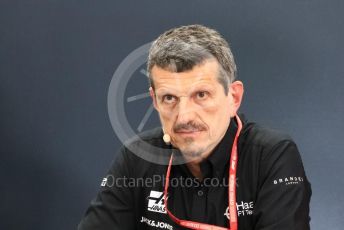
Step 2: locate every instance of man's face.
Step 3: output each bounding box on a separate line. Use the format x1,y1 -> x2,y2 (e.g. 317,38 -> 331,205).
150,59 -> 242,163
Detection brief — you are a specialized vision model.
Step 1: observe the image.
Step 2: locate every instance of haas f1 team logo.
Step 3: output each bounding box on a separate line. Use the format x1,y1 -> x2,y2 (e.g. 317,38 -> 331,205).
147,190 -> 167,214
224,201 -> 254,219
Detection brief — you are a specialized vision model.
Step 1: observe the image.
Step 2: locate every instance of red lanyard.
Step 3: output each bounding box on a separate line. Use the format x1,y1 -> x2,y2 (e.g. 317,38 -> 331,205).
163,115 -> 242,230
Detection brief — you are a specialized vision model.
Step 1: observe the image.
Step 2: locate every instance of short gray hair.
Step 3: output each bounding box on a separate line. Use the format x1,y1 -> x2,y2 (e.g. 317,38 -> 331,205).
147,24 -> 237,95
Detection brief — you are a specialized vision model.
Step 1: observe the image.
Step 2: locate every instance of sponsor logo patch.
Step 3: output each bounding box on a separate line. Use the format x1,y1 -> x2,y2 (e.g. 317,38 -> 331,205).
273,176 -> 304,186
224,201 -> 254,219
147,190 -> 167,214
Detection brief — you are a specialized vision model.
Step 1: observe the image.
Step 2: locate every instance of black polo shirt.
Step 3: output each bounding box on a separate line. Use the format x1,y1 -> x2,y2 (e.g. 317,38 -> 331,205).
78,115 -> 311,230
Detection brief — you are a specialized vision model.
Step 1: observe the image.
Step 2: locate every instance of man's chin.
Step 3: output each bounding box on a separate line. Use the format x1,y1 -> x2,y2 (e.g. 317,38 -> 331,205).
178,146 -> 206,161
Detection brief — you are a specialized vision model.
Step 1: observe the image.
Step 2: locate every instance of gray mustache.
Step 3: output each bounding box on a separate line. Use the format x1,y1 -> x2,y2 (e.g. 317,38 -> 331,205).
173,122 -> 206,132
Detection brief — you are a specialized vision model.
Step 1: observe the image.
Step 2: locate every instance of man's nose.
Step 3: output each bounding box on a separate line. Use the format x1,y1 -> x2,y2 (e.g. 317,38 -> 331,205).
175,97 -> 198,124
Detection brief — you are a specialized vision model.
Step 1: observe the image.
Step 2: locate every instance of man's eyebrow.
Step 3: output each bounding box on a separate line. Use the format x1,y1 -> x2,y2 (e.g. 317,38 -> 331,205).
189,83 -> 216,92
155,83 -> 216,95
155,88 -> 177,96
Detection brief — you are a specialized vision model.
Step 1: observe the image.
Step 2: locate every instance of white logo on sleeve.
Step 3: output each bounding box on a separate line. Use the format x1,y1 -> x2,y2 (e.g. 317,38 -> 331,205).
273,176 -> 304,185
101,177 -> 107,187
147,190 -> 167,214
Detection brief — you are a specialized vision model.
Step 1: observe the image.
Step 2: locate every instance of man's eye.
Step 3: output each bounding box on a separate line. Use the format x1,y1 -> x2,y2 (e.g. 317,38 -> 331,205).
162,95 -> 177,103
196,91 -> 209,100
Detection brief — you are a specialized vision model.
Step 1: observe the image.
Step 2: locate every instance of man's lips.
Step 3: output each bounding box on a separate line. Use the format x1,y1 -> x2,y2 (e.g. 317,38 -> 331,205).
174,130 -> 204,137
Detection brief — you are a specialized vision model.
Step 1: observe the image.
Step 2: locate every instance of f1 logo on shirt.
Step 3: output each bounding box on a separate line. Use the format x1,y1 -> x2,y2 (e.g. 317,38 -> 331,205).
147,190 -> 167,214
224,201 -> 254,219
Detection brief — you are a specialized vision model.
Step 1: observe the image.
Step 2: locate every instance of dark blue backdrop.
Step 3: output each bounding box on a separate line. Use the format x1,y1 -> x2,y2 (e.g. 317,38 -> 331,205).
1,1 -> 343,229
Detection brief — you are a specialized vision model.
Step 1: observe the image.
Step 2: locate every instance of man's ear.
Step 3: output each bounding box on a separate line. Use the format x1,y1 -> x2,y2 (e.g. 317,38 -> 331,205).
229,81 -> 244,115
149,87 -> 158,110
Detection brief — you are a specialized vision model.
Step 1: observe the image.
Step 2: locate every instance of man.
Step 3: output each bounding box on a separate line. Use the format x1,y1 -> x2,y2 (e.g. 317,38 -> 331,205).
78,25 -> 311,230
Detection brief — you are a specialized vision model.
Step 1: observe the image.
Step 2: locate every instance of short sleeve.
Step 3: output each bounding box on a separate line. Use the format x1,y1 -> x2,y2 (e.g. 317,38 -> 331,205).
253,141 -> 312,230
77,147 -> 136,230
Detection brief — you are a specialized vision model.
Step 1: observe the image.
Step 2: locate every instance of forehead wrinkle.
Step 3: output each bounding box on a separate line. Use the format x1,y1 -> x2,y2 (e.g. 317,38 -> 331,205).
152,60 -> 220,94
154,71 -> 215,87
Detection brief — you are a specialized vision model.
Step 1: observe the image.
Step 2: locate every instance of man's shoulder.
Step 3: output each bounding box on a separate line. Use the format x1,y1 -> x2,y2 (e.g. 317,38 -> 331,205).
241,121 -> 295,149
136,127 -> 164,142
125,126 -> 168,149
239,121 -> 300,163
117,127 -> 171,166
